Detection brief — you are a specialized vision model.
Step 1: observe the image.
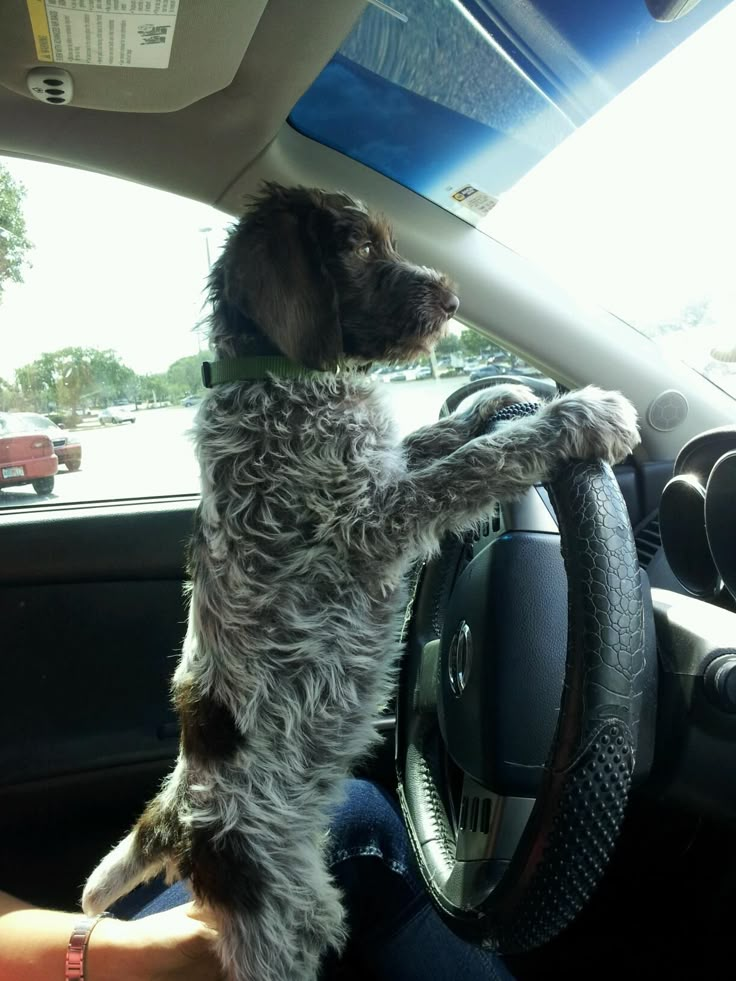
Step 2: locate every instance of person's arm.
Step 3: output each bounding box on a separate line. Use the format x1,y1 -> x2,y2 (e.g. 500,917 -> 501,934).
0,890 -> 222,981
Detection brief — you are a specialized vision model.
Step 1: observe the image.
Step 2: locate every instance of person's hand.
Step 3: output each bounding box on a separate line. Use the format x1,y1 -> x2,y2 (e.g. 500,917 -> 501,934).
88,902 -> 224,981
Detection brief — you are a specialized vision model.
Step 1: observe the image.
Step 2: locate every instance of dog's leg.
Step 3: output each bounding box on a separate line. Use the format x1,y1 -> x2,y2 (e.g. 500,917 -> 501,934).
198,829 -> 345,981
82,762 -> 186,915
82,831 -> 162,916
377,387 -> 639,552
215,877 -> 344,981
401,384 -> 538,468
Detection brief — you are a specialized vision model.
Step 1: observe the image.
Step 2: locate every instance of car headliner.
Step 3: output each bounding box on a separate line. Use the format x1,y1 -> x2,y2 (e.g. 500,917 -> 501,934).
1,0 -> 726,209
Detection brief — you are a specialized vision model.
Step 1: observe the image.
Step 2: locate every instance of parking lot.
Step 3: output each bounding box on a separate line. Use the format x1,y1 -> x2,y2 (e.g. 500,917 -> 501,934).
0,377 -> 466,510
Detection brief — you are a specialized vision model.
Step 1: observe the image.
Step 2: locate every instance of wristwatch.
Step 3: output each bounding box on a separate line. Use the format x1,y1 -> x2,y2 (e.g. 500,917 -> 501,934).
65,913 -> 111,980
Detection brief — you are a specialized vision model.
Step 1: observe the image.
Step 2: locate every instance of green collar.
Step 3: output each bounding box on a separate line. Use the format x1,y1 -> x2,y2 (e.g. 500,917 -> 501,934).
201,356 -> 328,388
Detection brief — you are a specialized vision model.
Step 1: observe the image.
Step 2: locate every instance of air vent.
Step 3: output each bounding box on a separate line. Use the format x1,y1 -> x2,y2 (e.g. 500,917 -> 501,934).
634,513 -> 661,568
467,506 -> 498,546
458,794 -> 492,834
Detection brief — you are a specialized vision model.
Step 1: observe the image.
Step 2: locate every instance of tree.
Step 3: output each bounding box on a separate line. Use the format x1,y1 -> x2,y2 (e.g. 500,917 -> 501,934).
459,329 -> 502,358
9,345 -> 210,417
138,353 -> 212,404
166,354 -> 205,398
0,164 -> 33,301
137,371 -> 170,405
435,334 -> 461,355
15,348 -> 92,415
88,349 -> 137,405
0,375 -> 19,412
15,347 -> 137,416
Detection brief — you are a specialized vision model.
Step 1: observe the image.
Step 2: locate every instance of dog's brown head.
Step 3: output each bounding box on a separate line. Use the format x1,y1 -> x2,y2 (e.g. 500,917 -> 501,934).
208,183 -> 459,369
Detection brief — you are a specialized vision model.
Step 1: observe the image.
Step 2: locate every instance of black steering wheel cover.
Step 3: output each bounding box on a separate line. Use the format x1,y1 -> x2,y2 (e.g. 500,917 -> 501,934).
397,460 -> 646,952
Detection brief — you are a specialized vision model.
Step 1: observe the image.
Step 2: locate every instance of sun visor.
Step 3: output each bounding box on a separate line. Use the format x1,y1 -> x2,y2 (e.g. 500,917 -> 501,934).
0,0 -> 268,112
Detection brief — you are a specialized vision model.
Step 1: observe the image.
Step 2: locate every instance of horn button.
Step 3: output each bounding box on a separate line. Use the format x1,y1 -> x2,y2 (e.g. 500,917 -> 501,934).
439,532 -> 568,797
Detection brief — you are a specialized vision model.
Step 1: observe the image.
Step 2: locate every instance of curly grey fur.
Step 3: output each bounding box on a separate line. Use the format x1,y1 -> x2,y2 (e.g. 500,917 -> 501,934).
82,184 -> 640,981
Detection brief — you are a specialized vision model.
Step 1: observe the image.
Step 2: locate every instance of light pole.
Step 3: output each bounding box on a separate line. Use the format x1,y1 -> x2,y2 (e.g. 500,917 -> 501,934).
196,227 -> 214,355
199,226 -> 213,270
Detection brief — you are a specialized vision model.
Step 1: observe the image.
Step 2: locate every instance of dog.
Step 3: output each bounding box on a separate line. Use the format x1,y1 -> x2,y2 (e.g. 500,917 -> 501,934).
82,183 -> 639,980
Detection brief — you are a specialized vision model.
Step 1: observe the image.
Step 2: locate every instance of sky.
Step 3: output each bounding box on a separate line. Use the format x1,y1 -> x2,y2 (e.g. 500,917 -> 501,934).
0,160 -> 230,377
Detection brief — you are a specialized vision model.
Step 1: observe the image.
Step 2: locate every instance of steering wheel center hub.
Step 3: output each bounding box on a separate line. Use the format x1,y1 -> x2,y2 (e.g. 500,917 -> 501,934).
448,620 -> 473,696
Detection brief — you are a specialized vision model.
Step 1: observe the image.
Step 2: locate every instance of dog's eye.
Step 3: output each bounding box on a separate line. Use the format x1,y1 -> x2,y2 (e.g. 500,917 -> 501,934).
356,242 -> 373,258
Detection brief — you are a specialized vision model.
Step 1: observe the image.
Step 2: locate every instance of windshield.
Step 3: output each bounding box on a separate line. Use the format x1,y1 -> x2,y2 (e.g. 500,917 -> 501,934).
485,0 -> 736,399
293,0 -> 729,206
294,0 -> 736,399
1,153 -> 550,512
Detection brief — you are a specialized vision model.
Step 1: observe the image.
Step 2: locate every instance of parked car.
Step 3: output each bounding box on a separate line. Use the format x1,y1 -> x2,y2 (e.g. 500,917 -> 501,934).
508,363 -> 547,380
469,363 -> 509,381
383,364 -> 423,382
180,396 -> 201,407
0,413 -> 57,495
18,413 -> 82,472
99,406 -> 136,425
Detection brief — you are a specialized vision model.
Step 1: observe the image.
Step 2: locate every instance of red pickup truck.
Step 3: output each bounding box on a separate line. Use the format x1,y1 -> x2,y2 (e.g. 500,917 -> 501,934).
0,412 -> 58,496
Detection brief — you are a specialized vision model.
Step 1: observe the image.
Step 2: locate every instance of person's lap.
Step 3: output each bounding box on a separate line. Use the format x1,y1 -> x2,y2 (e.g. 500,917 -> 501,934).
112,779 -> 513,981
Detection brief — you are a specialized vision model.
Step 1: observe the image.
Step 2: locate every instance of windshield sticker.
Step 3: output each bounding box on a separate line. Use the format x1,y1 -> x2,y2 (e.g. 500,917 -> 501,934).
448,185 -> 497,223
26,0 -> 179,69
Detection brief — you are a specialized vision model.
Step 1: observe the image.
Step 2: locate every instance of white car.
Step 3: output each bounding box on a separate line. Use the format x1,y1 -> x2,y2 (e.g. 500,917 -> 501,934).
381,365 -> 422,382
99,406 -> 136,426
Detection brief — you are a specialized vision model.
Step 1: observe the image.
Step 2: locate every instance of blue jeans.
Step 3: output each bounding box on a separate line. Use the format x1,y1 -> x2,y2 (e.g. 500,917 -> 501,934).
112,778 -> 513,981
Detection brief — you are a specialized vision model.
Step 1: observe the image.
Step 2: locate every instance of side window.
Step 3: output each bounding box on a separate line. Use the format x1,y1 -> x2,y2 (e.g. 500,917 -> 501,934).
380,324 -> 555,437
0,156 -> 229,510
0,156 -> 554,512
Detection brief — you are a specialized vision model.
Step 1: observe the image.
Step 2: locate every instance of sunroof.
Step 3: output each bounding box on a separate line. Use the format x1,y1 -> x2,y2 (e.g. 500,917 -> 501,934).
290,0 -> 729,225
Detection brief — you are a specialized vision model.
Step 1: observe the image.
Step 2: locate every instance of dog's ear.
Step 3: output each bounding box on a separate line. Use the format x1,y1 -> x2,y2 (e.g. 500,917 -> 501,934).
222,188 -> 343,369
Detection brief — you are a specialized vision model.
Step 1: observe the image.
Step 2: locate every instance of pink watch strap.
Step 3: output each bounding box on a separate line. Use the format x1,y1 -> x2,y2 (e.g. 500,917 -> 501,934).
65,913 -> 110,981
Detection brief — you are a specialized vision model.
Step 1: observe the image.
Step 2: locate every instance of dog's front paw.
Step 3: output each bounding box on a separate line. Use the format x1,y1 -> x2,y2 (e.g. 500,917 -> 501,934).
81,879 -> 110,917
466,384 -> 539,431
547,386 -> 640,465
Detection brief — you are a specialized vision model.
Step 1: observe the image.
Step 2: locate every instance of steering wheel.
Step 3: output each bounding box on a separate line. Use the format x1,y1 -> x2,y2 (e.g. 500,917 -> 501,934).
396,394 -> 649,952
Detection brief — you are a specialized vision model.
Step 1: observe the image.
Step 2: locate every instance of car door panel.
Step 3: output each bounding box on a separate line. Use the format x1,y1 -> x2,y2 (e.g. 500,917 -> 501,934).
0,499 -> 195,906
0,498 -> 195,586
0,578 -> 182,786
0,464 -> 674,795
0,460 -> 673,907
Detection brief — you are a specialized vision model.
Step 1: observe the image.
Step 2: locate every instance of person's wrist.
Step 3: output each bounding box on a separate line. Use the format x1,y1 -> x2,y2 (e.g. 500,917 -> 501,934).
85,916 -> 146,981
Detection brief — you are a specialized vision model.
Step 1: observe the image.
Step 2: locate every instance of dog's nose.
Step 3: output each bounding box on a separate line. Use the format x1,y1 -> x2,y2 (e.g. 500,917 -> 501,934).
441,292 -> 460,317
